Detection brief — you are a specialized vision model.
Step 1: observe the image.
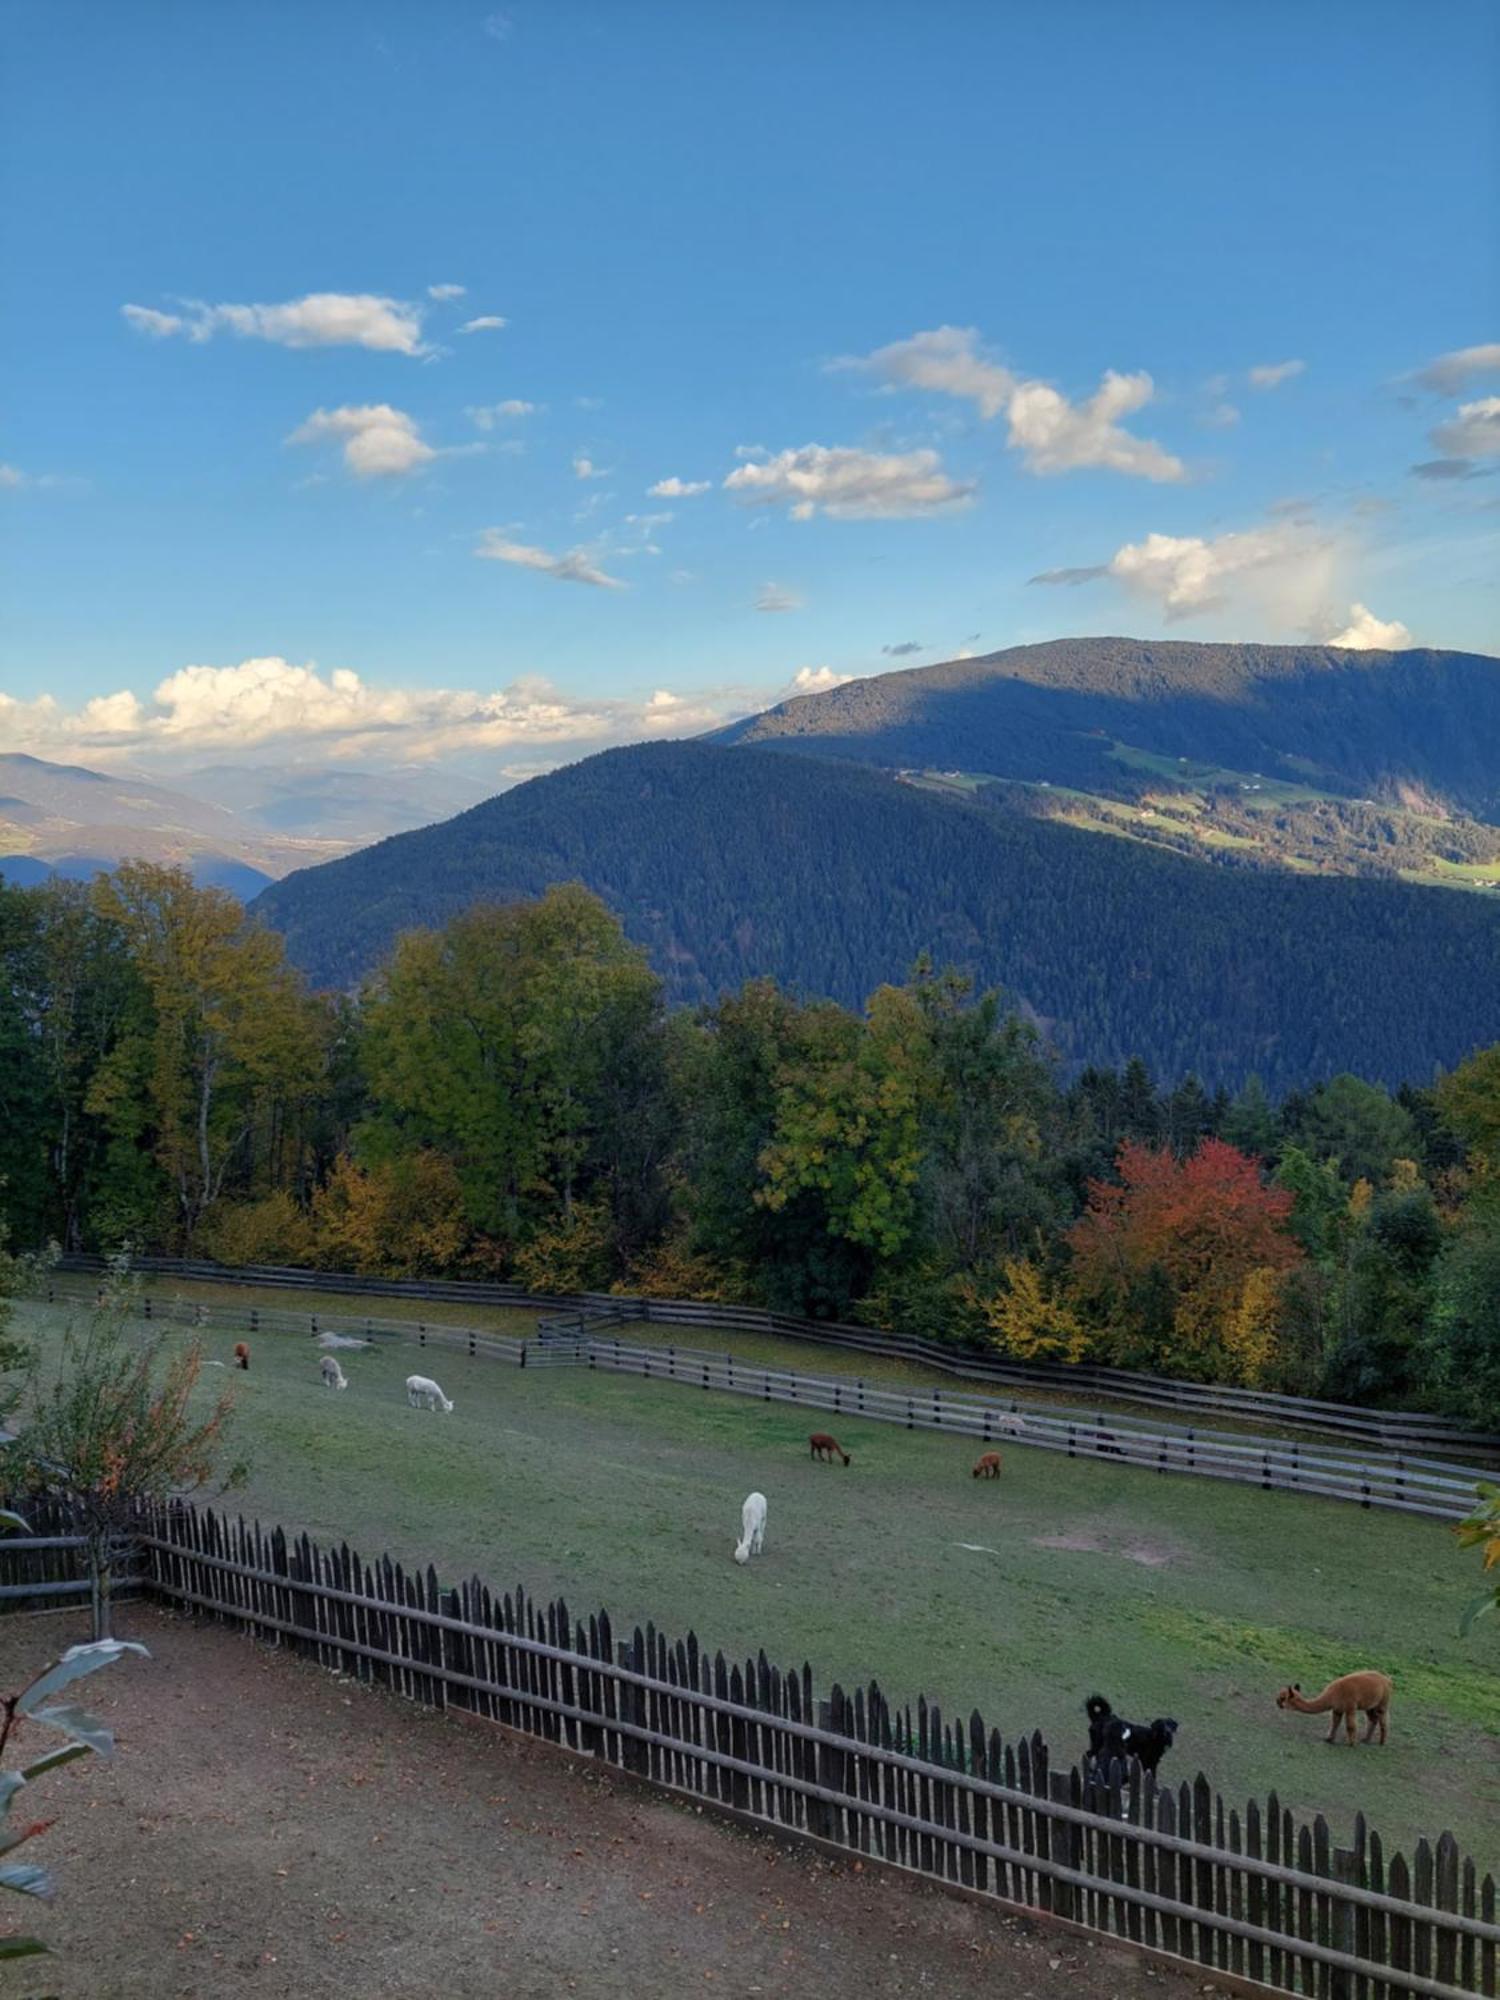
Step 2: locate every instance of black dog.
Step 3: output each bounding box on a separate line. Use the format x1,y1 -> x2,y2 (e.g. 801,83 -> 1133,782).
1085,1694 -> 1179,1778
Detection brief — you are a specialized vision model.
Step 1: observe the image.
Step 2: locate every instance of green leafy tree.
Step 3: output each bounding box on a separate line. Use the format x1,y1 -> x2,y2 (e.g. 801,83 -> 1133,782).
1290,1073 -> 1419,1187
356,885 -> 663,1267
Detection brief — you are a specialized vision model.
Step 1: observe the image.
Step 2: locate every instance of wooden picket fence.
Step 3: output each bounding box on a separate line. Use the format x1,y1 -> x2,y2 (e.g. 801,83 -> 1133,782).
32,1281 -> 1484,1521
50,1253 -> 1500,1466
101,1502 -> 1494,1999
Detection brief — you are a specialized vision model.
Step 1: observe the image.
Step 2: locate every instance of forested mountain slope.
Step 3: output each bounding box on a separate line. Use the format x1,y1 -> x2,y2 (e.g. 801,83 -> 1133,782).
717,637 -> 1500,822
253,741 -> 1500,1092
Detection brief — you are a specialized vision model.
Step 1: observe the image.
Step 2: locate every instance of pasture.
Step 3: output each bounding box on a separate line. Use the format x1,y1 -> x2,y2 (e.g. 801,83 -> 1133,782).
10,1293 -> 1499,1859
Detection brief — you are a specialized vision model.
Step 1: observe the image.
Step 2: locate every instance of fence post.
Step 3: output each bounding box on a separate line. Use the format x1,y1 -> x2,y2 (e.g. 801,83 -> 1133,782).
1326,1845 -> 1361,2000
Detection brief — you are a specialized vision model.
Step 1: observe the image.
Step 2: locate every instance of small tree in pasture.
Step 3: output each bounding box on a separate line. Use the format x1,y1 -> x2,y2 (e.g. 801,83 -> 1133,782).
11,1290 -> 243,1639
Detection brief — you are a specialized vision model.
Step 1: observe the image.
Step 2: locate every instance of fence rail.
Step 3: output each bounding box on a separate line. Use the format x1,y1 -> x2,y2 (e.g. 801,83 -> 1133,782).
12,1501 -> 1475,1999
51,1253 -> 1500,1467
35,1283 -> 1484,1521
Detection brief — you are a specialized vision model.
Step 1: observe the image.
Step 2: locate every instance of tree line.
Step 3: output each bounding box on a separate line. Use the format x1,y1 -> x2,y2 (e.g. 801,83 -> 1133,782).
2,864 -> 1497,1424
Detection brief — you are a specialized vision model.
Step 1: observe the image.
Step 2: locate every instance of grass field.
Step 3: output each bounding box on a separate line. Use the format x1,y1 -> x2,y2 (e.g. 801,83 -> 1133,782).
11,1296 -> 1499,1860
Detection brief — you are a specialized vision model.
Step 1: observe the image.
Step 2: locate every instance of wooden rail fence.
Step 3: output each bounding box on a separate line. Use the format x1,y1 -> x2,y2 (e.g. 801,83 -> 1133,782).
33,1283 -> 1483,1521
7,1500 -> 1482,2000
51,1253 -> 1500,1467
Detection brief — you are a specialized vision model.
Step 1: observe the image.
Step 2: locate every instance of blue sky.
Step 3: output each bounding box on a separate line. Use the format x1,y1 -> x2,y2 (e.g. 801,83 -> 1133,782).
2,0 -> 1497,785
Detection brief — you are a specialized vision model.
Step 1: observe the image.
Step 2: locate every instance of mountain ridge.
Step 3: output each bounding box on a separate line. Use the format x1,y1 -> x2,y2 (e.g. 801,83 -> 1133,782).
251,735 -> 1500,1093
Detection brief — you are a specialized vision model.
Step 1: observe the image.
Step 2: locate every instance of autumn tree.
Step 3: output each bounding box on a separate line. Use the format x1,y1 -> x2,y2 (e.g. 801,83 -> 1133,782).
1068,1138 -> 1303,1380
961,1256 -> 1089,1363
88,865 -> 327,1249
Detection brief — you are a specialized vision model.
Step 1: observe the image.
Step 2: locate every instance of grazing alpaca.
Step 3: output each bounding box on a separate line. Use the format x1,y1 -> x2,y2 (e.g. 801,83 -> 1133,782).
996,1412 -> 1026,1436
734,1491 -> 768,1564
809,1432 -> 850,1465
319,1355 -> 349,1391
233,1342 -> 250,1371
1276,1671 -> 1392,1745
972,1451 -> 1003,1479
405,1373 -> 454,1414
1084,1694 -> 1179,1777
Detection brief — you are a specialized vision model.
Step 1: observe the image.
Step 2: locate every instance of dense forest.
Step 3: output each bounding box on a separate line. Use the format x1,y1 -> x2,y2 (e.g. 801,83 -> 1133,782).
3,865 -> 1497,1426
721,636 -> 1500,822
251,742 -> 1500,1095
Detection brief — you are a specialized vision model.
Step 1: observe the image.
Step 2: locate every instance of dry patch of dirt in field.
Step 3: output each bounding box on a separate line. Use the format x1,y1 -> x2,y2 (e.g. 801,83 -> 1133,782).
1033,1528 -> 1179,1568
0,1605 -> 1212,1999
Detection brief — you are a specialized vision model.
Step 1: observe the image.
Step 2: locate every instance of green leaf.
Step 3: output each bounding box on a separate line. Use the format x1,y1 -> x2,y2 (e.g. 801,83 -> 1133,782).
19,1743 -> 90,1785
0,1510 -> 31,1536
0,1740 -> 92,1817
0,1936 -> 50,1959
26,1704 -> 112,1758
0,1863 -> 54,1901
16,1641 -> 148,1718
1460,1590 -> 1497,1639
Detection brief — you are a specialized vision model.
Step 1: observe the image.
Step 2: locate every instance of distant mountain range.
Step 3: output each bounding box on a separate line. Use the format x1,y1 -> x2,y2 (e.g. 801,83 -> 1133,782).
252,733 -> 1500,1093
0,752 -> 493,894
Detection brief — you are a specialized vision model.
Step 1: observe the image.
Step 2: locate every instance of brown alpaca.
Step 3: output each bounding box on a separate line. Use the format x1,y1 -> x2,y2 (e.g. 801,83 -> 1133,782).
809,1432 -> 850,1466
233,1342 -> 250,1371
972,1451 -> 1003,1479
1276,1671 -> 1393,1744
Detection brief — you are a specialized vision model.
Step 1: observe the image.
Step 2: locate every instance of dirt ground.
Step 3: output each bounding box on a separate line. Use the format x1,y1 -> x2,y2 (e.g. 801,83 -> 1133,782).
0,1606 -> 1218,2000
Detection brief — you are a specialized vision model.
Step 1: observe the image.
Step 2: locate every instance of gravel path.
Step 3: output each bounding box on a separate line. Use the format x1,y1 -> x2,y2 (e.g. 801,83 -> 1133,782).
0,1606 -> 1213,1999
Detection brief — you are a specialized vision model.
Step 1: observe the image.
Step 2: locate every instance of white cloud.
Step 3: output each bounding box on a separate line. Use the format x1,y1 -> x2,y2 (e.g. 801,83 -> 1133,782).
1105,524 -> 1328,618
288,404 -> 438,479
1202,401 -> 1241,429
468,399 -> 535,429
573,454 -> 609,480
483,11 -> 512,40
427,283 -> 467,301
755,582 -> 804,613
123,291 -> 429,355
724,443 -> 974,520
0,464 -> 23,489
1431,396 -> 1500,461
848,326 -> 1185,481
1248,359 -> 1306,390
648,475 -> 710,498
474,531 -> 625,588
1411,343 -> 1500,394
787,666 -> 851,695
459,315 -> 508,334
1006,370 -> 1184,480
848,324 -> 1015,418
1032,516 -> 1345,627
121,303 -> 185,338
1326,603 -> 1413,650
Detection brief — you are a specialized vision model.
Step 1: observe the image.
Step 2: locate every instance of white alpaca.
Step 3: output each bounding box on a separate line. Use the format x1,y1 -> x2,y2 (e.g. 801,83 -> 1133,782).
734,1491 -> 768,1565
996,1411 -> 1026,1435
316,1330 -> 371,1351
320,1355 -> 349,1391
406,1374 -> 454,1414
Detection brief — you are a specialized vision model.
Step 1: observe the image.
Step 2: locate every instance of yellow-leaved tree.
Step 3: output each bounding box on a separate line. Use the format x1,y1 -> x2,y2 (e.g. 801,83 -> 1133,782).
961,1257 -> 1089,1364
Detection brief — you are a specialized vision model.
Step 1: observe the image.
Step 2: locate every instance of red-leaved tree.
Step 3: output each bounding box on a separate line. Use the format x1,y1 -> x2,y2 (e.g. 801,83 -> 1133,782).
1068,1138 -> 1303,1381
